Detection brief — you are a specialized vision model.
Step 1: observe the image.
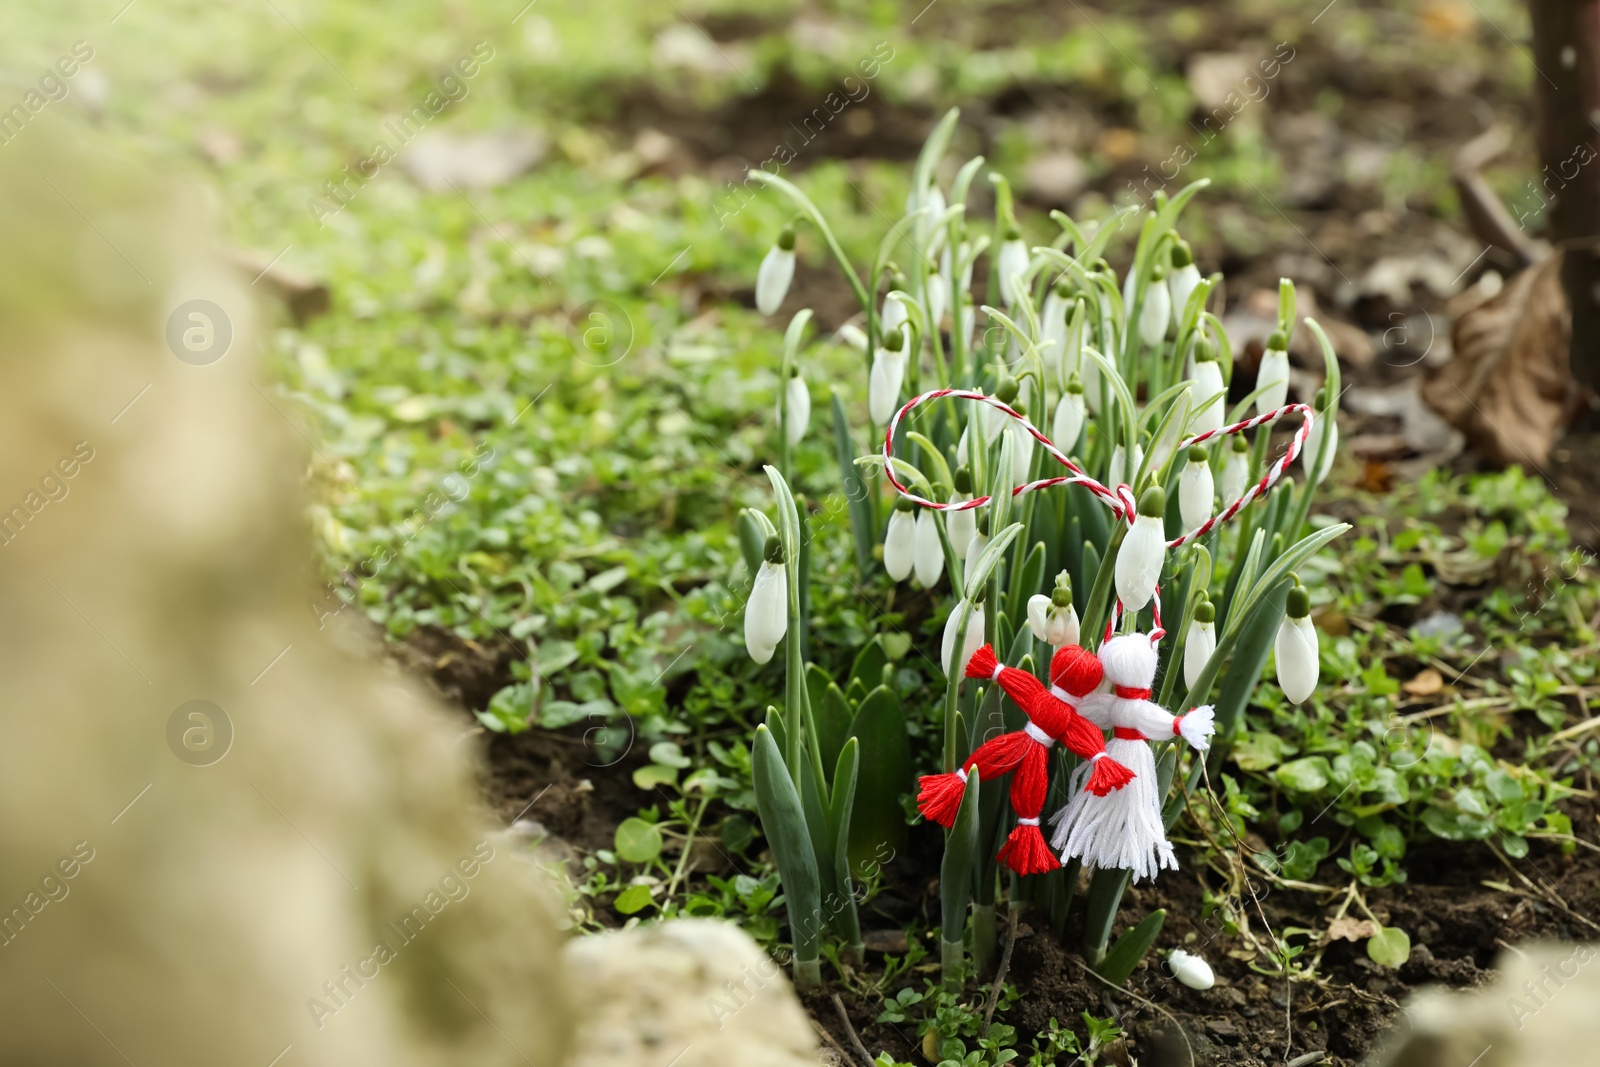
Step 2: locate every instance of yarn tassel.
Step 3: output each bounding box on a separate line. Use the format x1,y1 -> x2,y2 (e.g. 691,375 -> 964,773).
916,770 -> 970,828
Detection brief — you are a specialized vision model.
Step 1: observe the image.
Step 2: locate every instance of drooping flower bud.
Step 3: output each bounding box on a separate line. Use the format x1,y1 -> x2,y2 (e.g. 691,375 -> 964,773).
1220,434 -> 1250,504
941,598 -> 986,677
1178,444 -> 1214,531
883,497 -> 916,582
1274,579 -> 1318,704
880,285 -> 908,340
1040,281 -> 1069,378
1255,328 -> 1290,415
776,368 -> 810,447
1184,598 -> 1216,691
1188,336 -> 1225,435
1053,378 -> 1086,453
1168,241 -> 1202,326
997,230 -> 1028,307
1167,948 -> 1215,991
962,511 -> 990,583
926,271 -> 950,327
1300,388 -> 1338,485
744,535 -> 788,664
869,327 -> 909,424
836,322 -> 869,354
756,227 -> 796,316
1007,403 -> 1035,483
1109,442 -> 1143,489
1139,262 -> 1171,346
1115,486 -> 1167,611
1026,571 -> 1080,647
913,506 -> 945,588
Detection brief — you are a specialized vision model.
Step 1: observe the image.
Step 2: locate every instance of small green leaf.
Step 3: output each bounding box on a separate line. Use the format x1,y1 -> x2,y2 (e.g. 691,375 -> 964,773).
614,817 -> 663,863
1275,756 -> 1332,793
613,884 -> 654,915
1367,925 -> 1411,967
1097,909 -> 1166,986
632,764 -> 678,790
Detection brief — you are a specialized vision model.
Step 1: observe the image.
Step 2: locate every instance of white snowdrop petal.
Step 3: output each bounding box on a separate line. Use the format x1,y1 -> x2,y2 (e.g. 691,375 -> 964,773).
1256,348 -> 1290,416
1053,392 -> 1085,453
1302,418 -> 1338,484
744,561 -> 788,663
1026,594 -> 1052,644
779,375 -> 811,447
1183,619 -> 1215,691
756,248 -> 795,316
869,349 -> 907,425
946,494 -> 975,558
1168,948 -> 1215,990
1139,279 -> 1171,346
884,509 -> 916,582
1114,515 -> 1165,612
914,508 -> 945,588
1190,360 -> 1225,435
1169,263 -> 1202,327
1275,614 -> 1320,704
1179,460 -> 1214,531
998,239 -> 1029,306
1010,424 -> 1034,482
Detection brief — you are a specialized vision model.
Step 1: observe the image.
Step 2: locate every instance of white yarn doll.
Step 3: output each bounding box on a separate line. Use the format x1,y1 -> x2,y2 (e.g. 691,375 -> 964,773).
1049,631 -> 1215,882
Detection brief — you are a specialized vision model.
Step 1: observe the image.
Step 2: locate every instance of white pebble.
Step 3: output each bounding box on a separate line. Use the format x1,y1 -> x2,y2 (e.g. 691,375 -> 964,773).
1167,948 -> 1215,990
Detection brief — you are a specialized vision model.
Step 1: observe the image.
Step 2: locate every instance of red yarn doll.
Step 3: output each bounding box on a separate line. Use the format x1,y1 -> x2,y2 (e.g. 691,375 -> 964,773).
916,642 -> 1136,875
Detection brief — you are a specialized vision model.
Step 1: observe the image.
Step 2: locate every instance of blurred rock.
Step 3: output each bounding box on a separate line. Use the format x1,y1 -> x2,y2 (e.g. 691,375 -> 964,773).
402,129 -> 548,191
1023,150 -> 1087,204
1186,52 -> 1252,111
1370,942 -> 1598,1066
563,919 -> 818,1067
0,129 -> 571,1067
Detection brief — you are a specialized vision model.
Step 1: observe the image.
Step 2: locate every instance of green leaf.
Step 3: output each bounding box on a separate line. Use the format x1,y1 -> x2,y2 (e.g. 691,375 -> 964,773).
847,686 -> 912,868
1276,756 -> 1332,793
614,817 -> 663,863
1232,731 -> 1288,771
648,741 -> 691,768
941,768 -> 981,945
613,884 -> 654,915
752,725 -> 823,969
830,738 -> 864,952
1367,925 -> 1411,967
1082,866 -> 1132,963
1096,909 -> 1167,986
832,392 -> 876,576
632,764 -> 678,790
850,635 -> 891,691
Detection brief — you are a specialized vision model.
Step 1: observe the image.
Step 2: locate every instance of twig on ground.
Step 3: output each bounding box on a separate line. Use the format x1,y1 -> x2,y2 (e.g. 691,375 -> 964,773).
832,992 -> 875,1067
982,905 -> 1021,1031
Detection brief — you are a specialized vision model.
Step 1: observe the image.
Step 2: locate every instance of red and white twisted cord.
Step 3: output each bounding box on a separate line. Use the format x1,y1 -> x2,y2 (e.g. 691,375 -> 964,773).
880,389 -> 1314,550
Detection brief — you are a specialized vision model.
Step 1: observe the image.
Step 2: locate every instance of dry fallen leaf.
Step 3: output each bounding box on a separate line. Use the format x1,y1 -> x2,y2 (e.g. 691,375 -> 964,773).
1403,668 -> 1444,696
1326,916 -> 1379,942
1423,254 -> 1581,467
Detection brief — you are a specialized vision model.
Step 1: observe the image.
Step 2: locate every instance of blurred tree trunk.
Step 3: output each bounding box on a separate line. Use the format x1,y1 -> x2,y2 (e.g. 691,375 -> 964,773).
1530,0 -> 1600,395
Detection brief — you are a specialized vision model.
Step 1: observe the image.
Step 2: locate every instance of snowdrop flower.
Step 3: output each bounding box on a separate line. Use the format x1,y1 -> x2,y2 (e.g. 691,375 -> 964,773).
1178,445 -> 1214,531
956,422 -> 970,468
997,230 -> 1028,307
1301,388 -> 1338,485
962,513 -> 990,584
869,328 -> 909,424
1053,378 -> 1086,453
941,599 -> 986,677
947,468 -> 977,557
1168,240 -> 1202,327
1255,328 -> 1290,415
883,498 -> 916,582
1026,572 -> 1079,647
1188,337 -> 1226,435
925,271 -> 950,327
1115,486 -> 1166,612
1138,262 -> 1171,346
1220,434 -> 1250,504
744,536 -> 788,664
836,322 -> 869,354
1040,282 -> 1069,378
1109,442 -> 1142,489
1007,410 -> 1035,483
880,286 -> 909,341
756,226 -> 796,316
1184,599 -> 1216,691
776,368 -> 810,447
1275,580 -> 1319,704
913,506 -> 945,588
1167,948 -> 1215,991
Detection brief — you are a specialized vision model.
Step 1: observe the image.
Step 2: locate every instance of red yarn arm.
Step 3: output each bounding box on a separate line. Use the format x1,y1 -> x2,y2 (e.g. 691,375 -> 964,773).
1053,706 -> 1110,761
962,731 -> 1030,780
